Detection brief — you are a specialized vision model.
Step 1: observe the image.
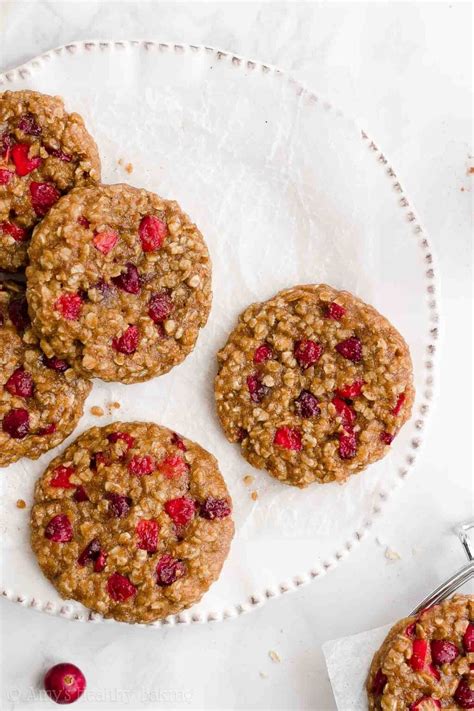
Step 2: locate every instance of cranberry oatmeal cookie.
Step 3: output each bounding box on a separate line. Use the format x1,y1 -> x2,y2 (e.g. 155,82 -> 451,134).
0,281 -> 91,467
26,184 -> 212,383
30,422 -> 234,623
367,595 -> 474,710
215,284 -> 414,487
0,90 -> 100,271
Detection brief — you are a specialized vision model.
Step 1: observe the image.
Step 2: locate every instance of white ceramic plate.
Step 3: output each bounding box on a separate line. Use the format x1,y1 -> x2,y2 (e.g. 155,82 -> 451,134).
0,41 -> 439,626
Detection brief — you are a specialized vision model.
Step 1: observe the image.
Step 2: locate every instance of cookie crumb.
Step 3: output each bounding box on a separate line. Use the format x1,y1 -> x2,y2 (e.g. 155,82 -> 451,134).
385,547 -> 401,561
117,158 -> 123,166
16,499 -> 26,509
107,401 -> 121,414
125,163 -> 133,174
243,474 -> 254,486
251,491 -> 258,501
259,671 -> 268,679
90,406 -> 105,417
468,166 -> 474,174
268,650 -> 281,663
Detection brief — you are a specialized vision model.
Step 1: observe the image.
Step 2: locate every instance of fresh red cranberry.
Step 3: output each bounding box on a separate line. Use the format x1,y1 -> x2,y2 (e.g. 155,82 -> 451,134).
5,367 -> 34,398
294,339 -> 323,369
112,262 -> 141,294
0,220 -> 27,242
93,229 -> 119,255
77,538 -> 101,566
106,493 -> 132,518
0,168 -> 13,184
326,302 -> 346,320
454,678 -> 474,709
18,113 -> 41,136
160,454 -> 188,479
200,497 -> 232,519
136,519 -> 159,552
73,485 -> 89,503
148,291 -> 173,323
338,431 -> 357,459
156,554 -> 186,586
38,422 -> 57,436
112,325 -> 139,354
410,698 -> 441,711
171,432 -> 186,451
44,514 -> 73,543
2,408 -> 30,439
165,497 -> 196,526
107,431 -> 135,450
331,397 -> 356,429
380,431 -> 394,445
54,292 -> 83,320
139,214 -> 168,252
274,426 -> 302,451
335,336 -> 362,362
409,638 -> 428,671
128,454 -> 156,476
405,621 -> 417,638
463,623 -> 474,652
11,143 -> 42,176
253,343 -> 273,363
371,668 -> 387,695
47,147 -> 72,162
247,373 -> 269,403
106,573 -> 136,601
335,380 -> 365,399
427,663 -> 440,680
392,392 -> 406,416
44,662 -> 86,705
50,465 -> 75,489
30,181 -> 61,216
42,354 -> 69,372
294,390 -> 320,418
8,296 -> 30,332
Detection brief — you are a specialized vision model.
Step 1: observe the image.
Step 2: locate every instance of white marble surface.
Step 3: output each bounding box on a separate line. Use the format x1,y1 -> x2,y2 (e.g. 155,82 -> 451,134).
0,2 -> 472,710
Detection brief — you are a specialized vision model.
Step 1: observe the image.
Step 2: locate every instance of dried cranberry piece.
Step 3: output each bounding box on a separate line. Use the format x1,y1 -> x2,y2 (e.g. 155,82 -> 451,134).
128,454 -> 156,476
139,215 -> 168,252
164,497 -> 196,526
5,367 -> 34,398
106,493 -> 132,518
50,465 -> 75,489
38,422 -> 57,436
247,373 -> 269,403
427,663 -> 440,680
112,325 -> 139,354
89,451 -> 108,470
106,573 -> 136,601
274,427 -> 302,451
136,519 -> 159,552
156,554 -> 186,587
392,392 -> 406,416
12,143 -> 42,176
294,339 -> 323,369
107,431 -> 135,450
409,638 -> 428,671
338,431 -> 357,459
8,296 -> 30,332
44,514 -> 73,543
94,551 -> 107,572
93,229 -> 119,255
0,168 -> 13,184
171,432 -> 186,451
253,343 -> 273,363
42,354 -> 69,372
148,292 -> 173,323
332,397 -> 356,429
73,485 -> 89,503
47,147 -> 72,162
77,216 -> 90,228
200,497 -> 232,520
112,262 -> 140,294
77,538 -> 101,566
463,623 -> 474,652
326,302 -> 346,320
236,427 -> 248,442
1,132 -> 14,159
336,380 -> 365,399
18,112 -> 41,136
454,679 -> 474,709
335,336 -> 362,362
2,408 -> 29,439
410,698 -> 441,711
294,390 -> 320,418
44,663 -> 86,705
54,292 -> 83,320
371,668 -> 387,695
30,181 -> 61,216
0,221 -> 27,242
405,621 -> 417,638
160,454 -> 188,479
380,431 -> 394,445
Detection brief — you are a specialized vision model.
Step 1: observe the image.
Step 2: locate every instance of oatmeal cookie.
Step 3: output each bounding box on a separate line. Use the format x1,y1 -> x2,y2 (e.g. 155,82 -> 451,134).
367,595 -> 474,710
0,90 -> 100,271
215,284 -> 414,487
30,422 -> 234,624
0,280 -> 91,467
26,184 -> 212,383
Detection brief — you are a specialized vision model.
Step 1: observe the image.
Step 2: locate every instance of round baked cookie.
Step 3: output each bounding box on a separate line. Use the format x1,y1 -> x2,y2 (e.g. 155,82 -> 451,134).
30,422 -> 234,624
0,90 -> 101,271
26,184 -> 212,384
0,280 -> 91,467
215,284 -> 414,487
367,595 -> 474,710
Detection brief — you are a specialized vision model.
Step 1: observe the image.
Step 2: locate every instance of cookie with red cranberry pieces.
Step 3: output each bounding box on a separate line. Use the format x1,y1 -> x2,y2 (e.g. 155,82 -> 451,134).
30,422 -> 234,623
215,284 -> 414,487
0,281 -> 91,467
26,183 -> 212,383
367,595 -> 474,710
0,90 -> 100,271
